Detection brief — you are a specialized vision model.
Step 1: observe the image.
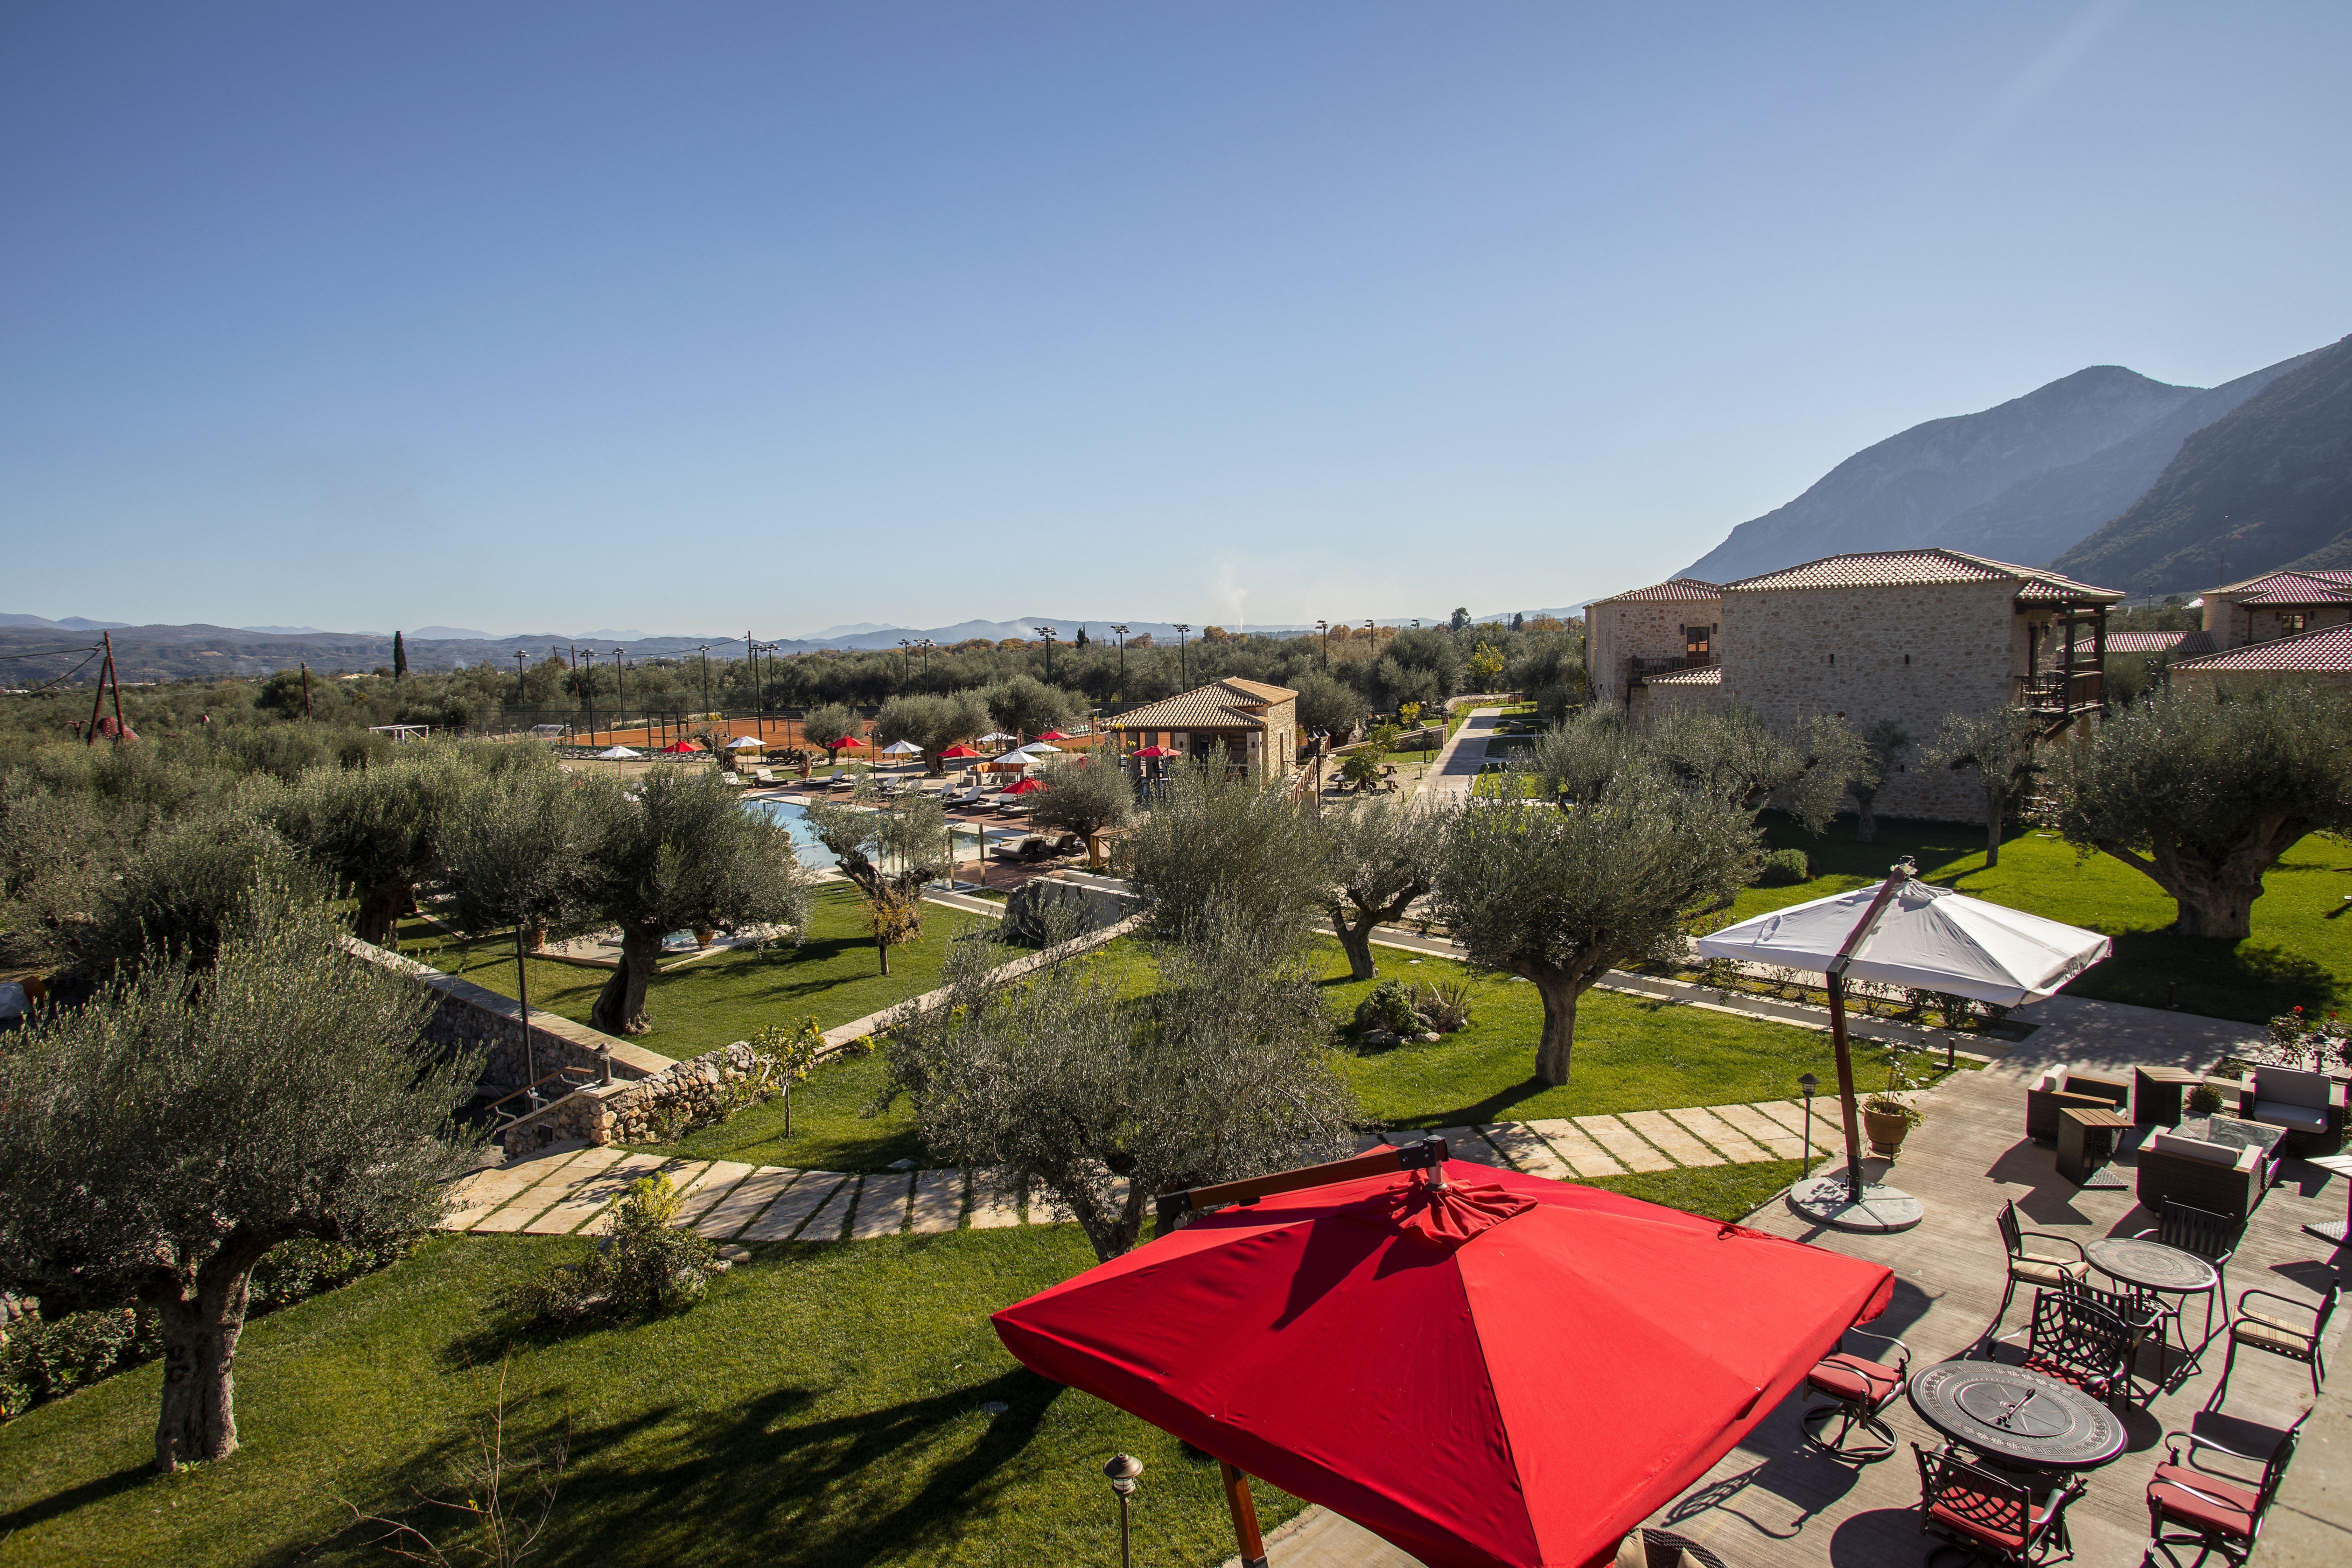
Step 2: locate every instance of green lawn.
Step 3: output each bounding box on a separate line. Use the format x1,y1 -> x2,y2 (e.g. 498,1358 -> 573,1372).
397,886 -> 990,1060
0,1160 -> 1796,1568
1737,815 -> 2352,1024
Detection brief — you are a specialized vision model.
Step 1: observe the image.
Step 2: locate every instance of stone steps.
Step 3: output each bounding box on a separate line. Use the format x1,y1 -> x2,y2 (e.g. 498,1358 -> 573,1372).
438,1098 -> 1826,1243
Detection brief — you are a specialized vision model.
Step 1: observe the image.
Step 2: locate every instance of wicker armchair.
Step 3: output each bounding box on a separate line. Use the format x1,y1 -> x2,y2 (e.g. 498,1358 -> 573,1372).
2026,1065 -> 2130,1146
2136,1128 -> 2268,1225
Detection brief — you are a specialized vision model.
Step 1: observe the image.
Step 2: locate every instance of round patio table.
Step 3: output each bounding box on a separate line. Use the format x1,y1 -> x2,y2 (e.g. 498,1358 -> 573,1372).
1906,1361 -> 2125,1472
2088,1236 -> 2219,1352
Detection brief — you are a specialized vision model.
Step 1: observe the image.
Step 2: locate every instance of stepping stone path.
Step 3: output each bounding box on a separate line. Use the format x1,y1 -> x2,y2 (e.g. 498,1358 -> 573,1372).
438,1099 -> 1838,1244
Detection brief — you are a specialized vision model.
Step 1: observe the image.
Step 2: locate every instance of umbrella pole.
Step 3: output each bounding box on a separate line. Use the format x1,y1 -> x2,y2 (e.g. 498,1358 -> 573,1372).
1826,974 -> 1866,1200
1219,1462 -> 1269,1568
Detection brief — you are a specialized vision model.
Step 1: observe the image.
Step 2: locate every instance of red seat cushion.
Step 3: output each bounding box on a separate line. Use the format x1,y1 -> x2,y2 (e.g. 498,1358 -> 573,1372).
1926,1484 -> 2029,1550
2148,1464 -> 2258,1538
1806,1353 -> 1901,1406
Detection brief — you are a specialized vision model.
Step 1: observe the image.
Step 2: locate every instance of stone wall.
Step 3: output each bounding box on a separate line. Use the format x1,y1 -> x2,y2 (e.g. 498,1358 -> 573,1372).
1588,596 -> 1721,706
496,1038 -> 791,1154
1718,579 -> 2018,824
344,938 -> 672,1093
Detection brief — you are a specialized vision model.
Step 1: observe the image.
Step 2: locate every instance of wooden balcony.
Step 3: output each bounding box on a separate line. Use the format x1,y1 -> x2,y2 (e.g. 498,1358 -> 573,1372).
2012,668 -> 2103,720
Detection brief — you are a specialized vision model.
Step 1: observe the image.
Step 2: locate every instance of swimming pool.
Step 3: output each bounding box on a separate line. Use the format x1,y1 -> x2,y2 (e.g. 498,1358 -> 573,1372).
746,797 -> 840,868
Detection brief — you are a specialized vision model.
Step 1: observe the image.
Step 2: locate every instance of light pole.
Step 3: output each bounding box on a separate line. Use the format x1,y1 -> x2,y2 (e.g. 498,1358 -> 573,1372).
1110,624 -> 1129,696
698,644 -> 712,720
1034,624 -> 1057,684
612,646 -> 628,744
513,649 -> 526,710
1104,1454 -> 1142,1568
1798,1072 -> 1820,1178
899,638 -> 914,688
1174,624 -> 1190,688
1317,618 -> 1328,666
580,649 -> 598,746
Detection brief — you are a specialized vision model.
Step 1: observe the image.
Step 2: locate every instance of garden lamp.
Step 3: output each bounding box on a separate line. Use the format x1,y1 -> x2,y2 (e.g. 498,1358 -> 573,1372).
1798,1072 -> 1820,1178
1104,1452 -> 1143,1568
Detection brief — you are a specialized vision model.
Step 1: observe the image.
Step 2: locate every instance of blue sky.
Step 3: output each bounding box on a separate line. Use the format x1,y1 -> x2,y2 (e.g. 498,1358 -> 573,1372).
2,2 -> 2345,638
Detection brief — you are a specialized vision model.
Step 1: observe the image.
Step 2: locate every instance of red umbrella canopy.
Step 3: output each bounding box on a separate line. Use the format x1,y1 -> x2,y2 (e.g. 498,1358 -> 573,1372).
658,740 -> 702,752
830,734 -> 866,746
1035,729 -> 1072,741
939,743 -> 982,758
1002,776 -> 1045,795
993,1161 -> 1892,1568
1131,744 -> 1176,758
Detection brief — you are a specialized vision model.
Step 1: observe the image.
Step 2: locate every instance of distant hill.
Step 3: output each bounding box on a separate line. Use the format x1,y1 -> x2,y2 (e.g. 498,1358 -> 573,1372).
2052,334 -> 2352,594
1682,366 -> 2206,583
0,613 -> 131,632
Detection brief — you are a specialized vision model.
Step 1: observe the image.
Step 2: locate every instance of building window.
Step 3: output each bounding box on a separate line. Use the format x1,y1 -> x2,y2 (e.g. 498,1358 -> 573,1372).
1682,624 -> 1712,661
2282,613 -> 2308,634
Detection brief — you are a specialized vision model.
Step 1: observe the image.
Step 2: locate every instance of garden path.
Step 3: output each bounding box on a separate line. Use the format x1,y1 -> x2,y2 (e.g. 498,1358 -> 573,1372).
438,1096 -> 1842,1243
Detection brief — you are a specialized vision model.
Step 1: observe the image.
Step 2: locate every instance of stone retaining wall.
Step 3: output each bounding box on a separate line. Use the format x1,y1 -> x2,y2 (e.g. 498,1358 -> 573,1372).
495,1037 -> 792,1154
342,938 -> 671,1092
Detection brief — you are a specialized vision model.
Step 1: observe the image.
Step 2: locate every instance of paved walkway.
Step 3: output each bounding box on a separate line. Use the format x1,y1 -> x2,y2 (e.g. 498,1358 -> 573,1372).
440,1096 -> 1844,1242
1414,704 -> 1506,802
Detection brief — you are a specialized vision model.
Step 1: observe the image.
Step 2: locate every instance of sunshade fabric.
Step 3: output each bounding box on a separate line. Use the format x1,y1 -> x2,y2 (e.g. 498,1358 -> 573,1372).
978,732 -> 1018,744
940,744 -> 982,758
878,740 -> 924,755
1694,878 -> 2109,1007
658,740 -> 702,752
828,734 -> 864,746
1002,777 -> 1044,795
592,746 -> 641,758
994,1162 -> 1892,1568
724,736 -> 764,750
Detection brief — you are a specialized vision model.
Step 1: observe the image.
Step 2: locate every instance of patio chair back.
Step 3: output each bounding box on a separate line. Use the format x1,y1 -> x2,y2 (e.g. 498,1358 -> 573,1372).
2153,1200 -> 2237,1266
1998,1199 -> 2026,1259
2068,1276 -> 2159,1336
1914,1444 -> 2056,1564
2022,1289 -> 2132,1401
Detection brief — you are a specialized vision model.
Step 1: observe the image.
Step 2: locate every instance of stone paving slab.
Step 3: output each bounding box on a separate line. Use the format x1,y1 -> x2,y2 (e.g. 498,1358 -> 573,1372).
1710,1102 -> 1810,1160
968,1172 -> 1022,1229
796,1174 -> 861,1242
442,1145 -> 592,1230
672,1160 -> 757,1225
583,1160 -> 708,1234
694,1166 -> 800,1240
738,1171 -> 846,1242
1750,1099 -> 1838,1152
1662,1106 -> 1773,1164
1574,1114 -> 1677,1173
526,1151 -> 672,1234
850,1172 -> 914,1239
1428,1127 -> 1512,1168
1620,1110 -> 1723,1168
1522,1118 -> 1625,1178
909,1170 -> 965,1234
472,1145 -> 627,1232
1479,1124 -> 1572,1180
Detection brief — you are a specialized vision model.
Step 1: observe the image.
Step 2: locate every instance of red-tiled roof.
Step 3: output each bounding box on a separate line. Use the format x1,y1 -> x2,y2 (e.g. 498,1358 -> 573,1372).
2170,624 -> 2352,672
1723,548 -> 2122,603
1588,577 -> 1722,606
1106,678 -> 1294,731
2075,630 -> 2212,654
2211,570 -> 2352,606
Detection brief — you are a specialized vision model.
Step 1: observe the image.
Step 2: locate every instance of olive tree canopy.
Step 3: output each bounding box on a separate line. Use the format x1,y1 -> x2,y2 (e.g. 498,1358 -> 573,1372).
2039,682 -> 2352,939
1321,796 -> 1450,980
1434,772 -> 1755,1085
270,748 -> 466,947
874,691 -> 992,771
0,894 -> 480,1472
1118,760 -> 1326,940
802,782 -> 948,974
1925,706 -> 2044,867
1028,755 -> 1132,862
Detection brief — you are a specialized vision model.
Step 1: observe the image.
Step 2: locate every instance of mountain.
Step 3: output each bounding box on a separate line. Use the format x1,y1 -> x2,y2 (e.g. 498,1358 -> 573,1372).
2051,334 -> 2352,595
0,613 -> 131,631
406,625 -> 494,641
1683,366 -> 2208,584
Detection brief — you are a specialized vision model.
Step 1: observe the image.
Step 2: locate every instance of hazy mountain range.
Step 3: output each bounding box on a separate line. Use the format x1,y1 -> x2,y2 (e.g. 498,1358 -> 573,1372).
1680,341 -> 2330,588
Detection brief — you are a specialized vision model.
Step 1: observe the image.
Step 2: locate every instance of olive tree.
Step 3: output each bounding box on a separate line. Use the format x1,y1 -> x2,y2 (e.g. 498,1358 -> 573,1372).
580,768 -> 810,1032
1925,706 -> 2044,866
1321,796 -> 1450,980
1118,760 -> 1327,940
1650,706 -> 1870,834
1434,772 -> 1754,1085
2040,683 -> 2352,939
874,690 -> 992,772
271,748 -> 465,946
803,783 -> 950,974
1292,670 -> 1368,744
0,895 -> 480,1472
800,704 -> 860,761
1848,720 -> 1912,844
880,905 -> 1355,1262
1028,755 -> 1132,866
986,675 -> 1078,740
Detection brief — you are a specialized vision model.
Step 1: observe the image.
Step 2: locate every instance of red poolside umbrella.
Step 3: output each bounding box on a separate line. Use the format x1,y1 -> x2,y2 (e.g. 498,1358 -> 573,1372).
940,743 -> 982,759
658,740 -> 702,753
1131,744 -> 1176,758
1036,729 -> 1072,741
1002,776 -> 1044,795
994,1151 -> 1892,1568
830,734 -> 866,746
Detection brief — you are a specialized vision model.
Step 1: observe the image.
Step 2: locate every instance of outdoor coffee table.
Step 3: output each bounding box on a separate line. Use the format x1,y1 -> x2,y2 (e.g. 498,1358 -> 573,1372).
2058,1106 -> 2132,1189
1908,1360 -> 2124,1472
2088,1236 -> 2218,1358
2134,1066 -> 2206,1128
2306,1154 -> 2352,1246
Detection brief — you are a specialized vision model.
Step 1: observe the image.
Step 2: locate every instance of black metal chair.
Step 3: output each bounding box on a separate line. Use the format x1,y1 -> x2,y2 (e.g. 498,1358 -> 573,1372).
2132,1200 -> 2236,1346
1984,1200 -> 2090,1350
2064,1277 -> 2162,1402
2145,1410 -> 2306,1566
2002,1288 -> 2132,1406
2214,1282 -> 2338,1397
1914,1443 -> 2084,1566
1800,1325 -> 1912,1462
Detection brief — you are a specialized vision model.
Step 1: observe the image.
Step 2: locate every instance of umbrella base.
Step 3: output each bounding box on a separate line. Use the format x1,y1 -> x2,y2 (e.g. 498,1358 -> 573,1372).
1787,1174 -> 1922,1234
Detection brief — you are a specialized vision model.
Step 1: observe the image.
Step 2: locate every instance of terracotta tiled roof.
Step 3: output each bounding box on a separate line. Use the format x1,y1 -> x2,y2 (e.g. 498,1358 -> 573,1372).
1643,665 -> 1722,686
2212,571 -> 2352,606
1106,679 -> 1292,731
2075,630 -> 2210,654
2170,624 -> 2352,672
1588,577 -> 1722,606
1723,549 -> 2122,604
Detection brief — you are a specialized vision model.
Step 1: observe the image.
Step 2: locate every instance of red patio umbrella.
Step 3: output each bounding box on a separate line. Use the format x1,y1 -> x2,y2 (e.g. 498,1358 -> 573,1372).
1002,776 -> 1044,795
1131,744 -> 1176,758
940,743 -> 983,758
658,740 -> 702,753
1036,729 -> 1073,741
994,1149 -> 1892,1568
830,734 -> 866,746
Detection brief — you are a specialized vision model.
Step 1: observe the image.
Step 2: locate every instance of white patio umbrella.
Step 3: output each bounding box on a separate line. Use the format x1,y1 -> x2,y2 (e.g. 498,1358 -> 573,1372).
1696,860 -> 2110,1232
878,740 -> 924,756
978,732 -> 1018,745
1020,740 -> 1064,754
724,735 -> 765,750
593,745 -> 642,760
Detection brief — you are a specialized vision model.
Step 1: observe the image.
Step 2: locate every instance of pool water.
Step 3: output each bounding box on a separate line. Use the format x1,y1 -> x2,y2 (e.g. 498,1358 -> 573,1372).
746,798 -> 839,868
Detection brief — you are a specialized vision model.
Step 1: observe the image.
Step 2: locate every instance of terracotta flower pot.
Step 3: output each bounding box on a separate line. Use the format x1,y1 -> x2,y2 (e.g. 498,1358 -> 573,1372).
1864,1108 -> 1913,1160
694,928 -> 716,948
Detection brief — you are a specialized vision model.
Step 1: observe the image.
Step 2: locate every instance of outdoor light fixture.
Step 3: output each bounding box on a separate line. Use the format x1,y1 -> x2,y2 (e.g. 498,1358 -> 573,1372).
1104,1453 -> 1144,1568
1798,1072 -> 1820,1178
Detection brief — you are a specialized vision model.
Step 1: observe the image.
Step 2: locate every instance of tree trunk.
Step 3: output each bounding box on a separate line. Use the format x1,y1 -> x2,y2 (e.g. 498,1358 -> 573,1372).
1984,794 -> 2003,868
1855,797 -> 1878,844
148,1240 -> 268,1472
353,881 -> 405,948
590,925 -> 664,1035
1528,968 -> 1581,1087
877,932 -> 890,976
1336,918 -> 1377,982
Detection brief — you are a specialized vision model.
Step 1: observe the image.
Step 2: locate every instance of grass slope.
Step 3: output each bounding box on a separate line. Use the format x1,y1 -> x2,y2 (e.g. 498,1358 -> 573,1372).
397,886 -> 990,1060
1739,815 -> 2351,1023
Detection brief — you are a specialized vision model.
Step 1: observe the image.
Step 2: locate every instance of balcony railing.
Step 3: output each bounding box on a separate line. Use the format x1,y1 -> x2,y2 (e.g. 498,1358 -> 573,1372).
1626,653 -> 1717,682
2013,669 -> 2103,717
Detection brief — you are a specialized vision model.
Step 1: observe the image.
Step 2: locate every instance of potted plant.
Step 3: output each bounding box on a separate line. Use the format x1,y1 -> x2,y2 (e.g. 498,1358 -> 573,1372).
1862,1054 -> 1926,1160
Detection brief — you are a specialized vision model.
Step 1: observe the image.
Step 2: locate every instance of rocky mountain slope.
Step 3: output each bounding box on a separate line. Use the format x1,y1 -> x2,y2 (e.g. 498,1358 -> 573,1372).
2052,334 -> 2352,594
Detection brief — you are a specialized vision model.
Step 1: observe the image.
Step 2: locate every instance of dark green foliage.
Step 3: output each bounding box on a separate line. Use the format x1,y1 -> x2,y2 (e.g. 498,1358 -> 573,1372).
1756,848 -> 1810,886
514,1176 -> 716,1324
1118,760 -> 1327,940
1354,978 -> 1420,1036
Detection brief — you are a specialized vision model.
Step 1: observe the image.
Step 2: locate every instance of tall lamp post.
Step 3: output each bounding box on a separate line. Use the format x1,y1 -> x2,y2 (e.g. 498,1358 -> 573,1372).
697,644 -> 712,721
513,650 -> 526,710
1173,624 -> 1190,688
612,646 -> 628,744
1110,624 -> 1129,696
1317,618 -> 1329,666
1034,624 -> 1058,684
580,648 -> 598,747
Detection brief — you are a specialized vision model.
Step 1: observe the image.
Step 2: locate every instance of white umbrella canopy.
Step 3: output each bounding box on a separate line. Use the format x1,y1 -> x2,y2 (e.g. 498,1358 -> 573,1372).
978,731 -> 1018,745
878,740 -> 924,756
1021,740 -> 1064,754
1694,878 -> 2110,1008
594,745 -> 642,760
724,736 -> 766,750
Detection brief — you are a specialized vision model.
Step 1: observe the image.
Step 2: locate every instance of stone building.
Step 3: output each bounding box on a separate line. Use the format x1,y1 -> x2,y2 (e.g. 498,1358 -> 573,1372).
1106,678 -> 1299,782
1584,578 -> 1722,707
1596,549 -> 2124,822
2198,569 -> 2352,649
2170,623 -> 2352,696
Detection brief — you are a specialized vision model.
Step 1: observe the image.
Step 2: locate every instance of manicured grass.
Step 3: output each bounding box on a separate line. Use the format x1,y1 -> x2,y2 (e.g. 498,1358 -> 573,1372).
1594,1158 -> 1806,1222
666,1046 -> 924,1172
1737,815 -> 2352,1024
1318,942 -> 1941,1128
396,886 -> 990,1060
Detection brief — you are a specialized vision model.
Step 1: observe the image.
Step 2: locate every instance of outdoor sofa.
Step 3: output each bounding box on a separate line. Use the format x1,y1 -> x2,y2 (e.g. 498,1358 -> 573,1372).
2025,1065 -> 2132,1146
2230,1066 -> 2347,1156
2136,1124 -> 2276,1225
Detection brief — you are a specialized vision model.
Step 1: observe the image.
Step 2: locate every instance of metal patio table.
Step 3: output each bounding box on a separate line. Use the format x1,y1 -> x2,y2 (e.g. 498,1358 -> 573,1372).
1907,1360 -> 2126,1473
2088,1236 -> 2220,1358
